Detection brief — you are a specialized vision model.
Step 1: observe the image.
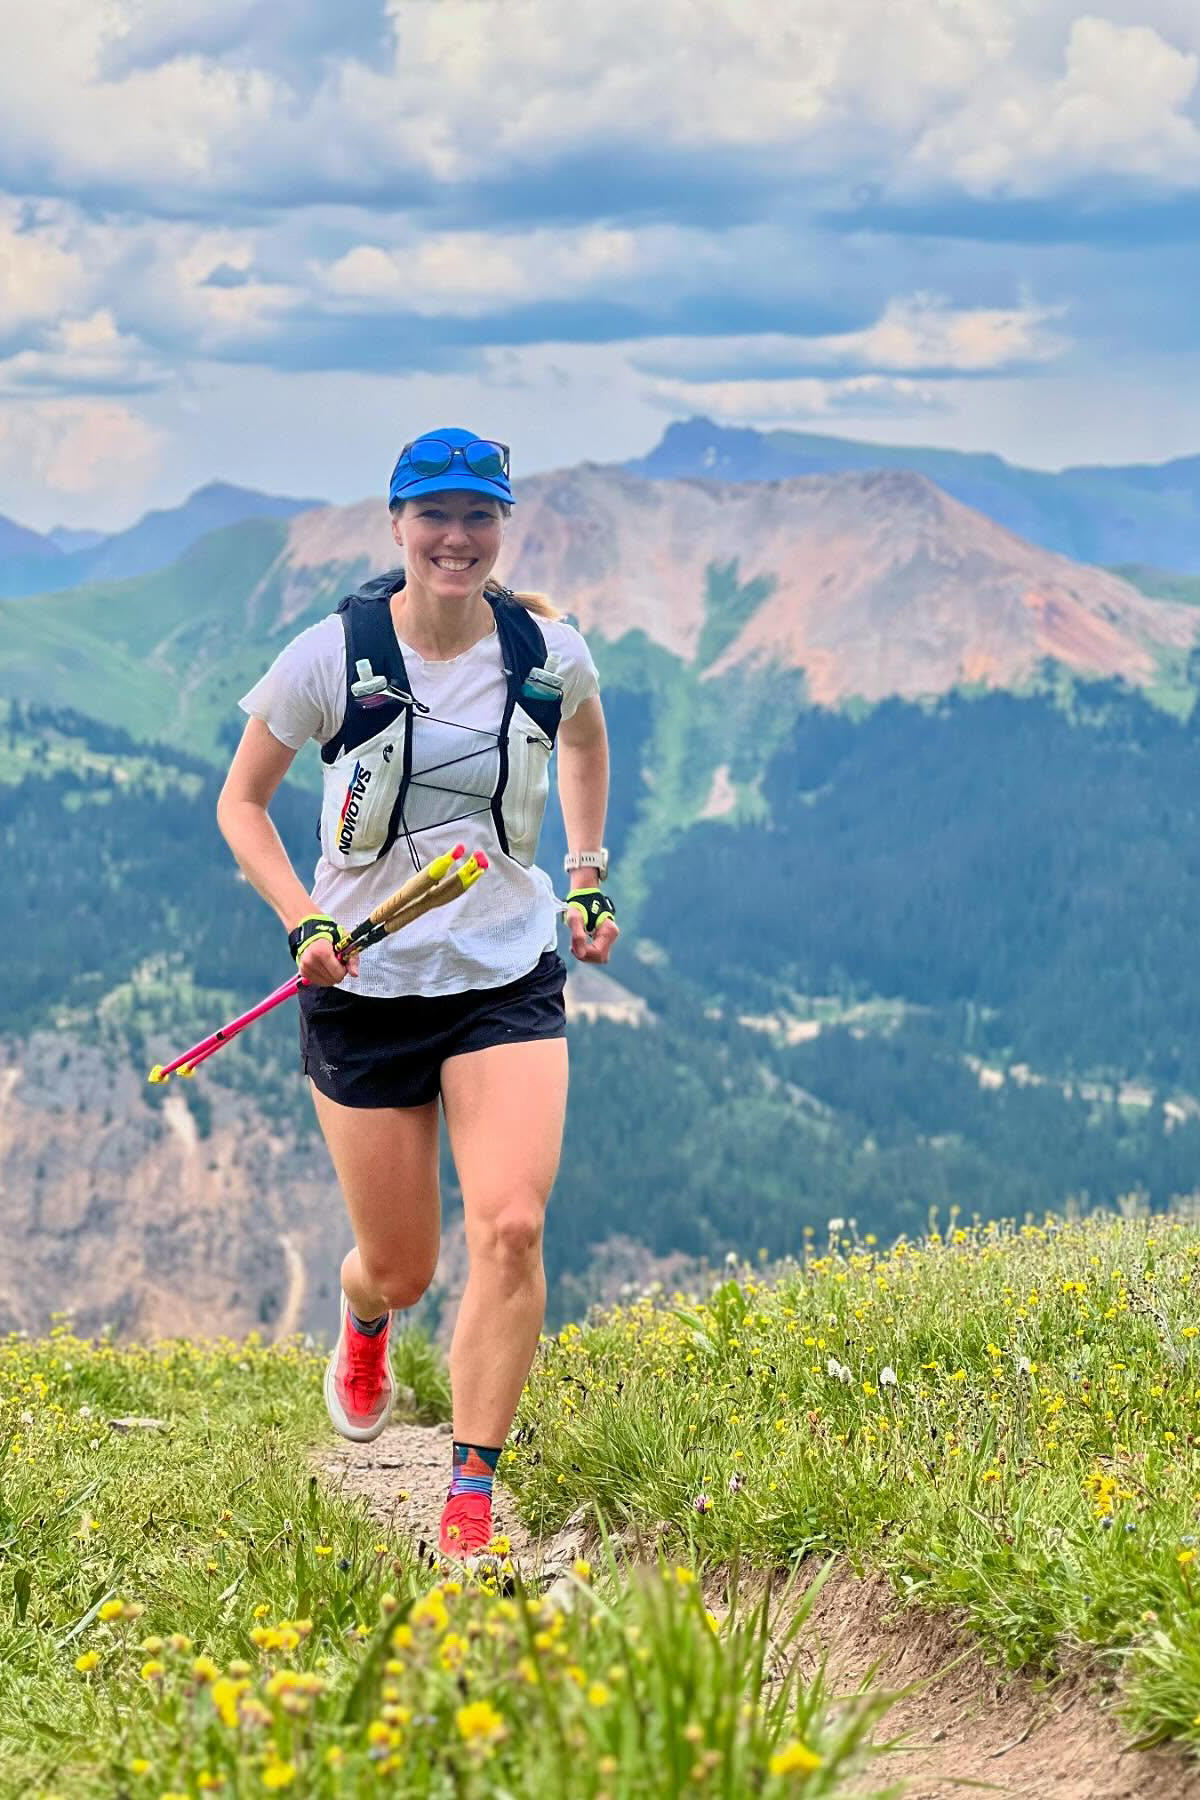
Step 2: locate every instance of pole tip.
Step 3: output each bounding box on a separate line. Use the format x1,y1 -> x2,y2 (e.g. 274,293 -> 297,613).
178,1065 -> 195,1078
452,842 -> 466,859
147,1066 -> 168,1084
475,850 -> 489,870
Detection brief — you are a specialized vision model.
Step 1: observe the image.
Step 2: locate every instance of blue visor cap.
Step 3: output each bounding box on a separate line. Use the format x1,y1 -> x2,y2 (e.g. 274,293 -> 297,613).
388,427 -> 515,507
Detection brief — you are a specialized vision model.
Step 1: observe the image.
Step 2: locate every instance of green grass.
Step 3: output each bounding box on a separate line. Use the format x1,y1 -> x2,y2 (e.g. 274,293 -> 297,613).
506,1212 -> 1200,1758
0,1322 -> 892,1798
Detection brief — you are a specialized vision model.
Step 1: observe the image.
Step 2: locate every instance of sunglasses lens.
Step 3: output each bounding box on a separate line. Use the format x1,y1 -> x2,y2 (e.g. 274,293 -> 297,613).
465,440 -> 507,479
407,438 -> 451,478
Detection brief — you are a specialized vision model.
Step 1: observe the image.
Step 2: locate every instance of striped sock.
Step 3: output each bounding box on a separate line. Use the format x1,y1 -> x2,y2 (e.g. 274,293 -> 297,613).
450,1441 -> 501,1500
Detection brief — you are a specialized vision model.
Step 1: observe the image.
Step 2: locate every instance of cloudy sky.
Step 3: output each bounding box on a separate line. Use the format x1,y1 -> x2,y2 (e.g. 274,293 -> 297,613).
5,0 -> 1200,527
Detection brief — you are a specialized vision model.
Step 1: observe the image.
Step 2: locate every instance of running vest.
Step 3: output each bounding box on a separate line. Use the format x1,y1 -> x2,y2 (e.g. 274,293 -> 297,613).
317,570 -> 564,871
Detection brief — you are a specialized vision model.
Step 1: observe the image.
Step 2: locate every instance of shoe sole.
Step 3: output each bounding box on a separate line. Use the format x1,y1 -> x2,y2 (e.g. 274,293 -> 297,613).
324,1294 -> 397,1443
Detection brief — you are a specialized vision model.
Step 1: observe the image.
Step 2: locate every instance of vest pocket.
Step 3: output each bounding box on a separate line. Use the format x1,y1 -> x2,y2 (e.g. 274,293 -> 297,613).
320,719 -> 406,867
503,706 -> 553,866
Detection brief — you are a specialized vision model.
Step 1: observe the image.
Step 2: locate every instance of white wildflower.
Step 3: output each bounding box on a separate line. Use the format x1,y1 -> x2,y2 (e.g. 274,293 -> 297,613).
879,1366 -> 898,1388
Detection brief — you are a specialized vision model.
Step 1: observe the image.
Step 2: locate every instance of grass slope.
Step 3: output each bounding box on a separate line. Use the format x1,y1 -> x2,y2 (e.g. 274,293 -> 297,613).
508,1211 -> 1200,1757
0,1326 -> 888,1799
0,521 -> 296,761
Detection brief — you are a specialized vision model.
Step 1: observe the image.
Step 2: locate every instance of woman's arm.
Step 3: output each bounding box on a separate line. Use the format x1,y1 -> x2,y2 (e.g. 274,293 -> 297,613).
556,695 -> 618,964
216,718 -> 355,983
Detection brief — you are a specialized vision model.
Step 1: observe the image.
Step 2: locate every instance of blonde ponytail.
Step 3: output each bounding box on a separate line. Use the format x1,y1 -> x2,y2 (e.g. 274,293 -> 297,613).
484,579 -> 561,622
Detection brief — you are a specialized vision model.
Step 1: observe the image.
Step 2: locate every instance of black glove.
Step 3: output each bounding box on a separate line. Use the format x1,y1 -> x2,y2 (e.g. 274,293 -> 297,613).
565,888 -> 616,935
287,912 -> 343,964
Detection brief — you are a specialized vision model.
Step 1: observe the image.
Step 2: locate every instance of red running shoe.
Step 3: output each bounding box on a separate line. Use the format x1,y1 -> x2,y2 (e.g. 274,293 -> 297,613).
323,1294 -> 396,1443
438,1491 -> 494,1561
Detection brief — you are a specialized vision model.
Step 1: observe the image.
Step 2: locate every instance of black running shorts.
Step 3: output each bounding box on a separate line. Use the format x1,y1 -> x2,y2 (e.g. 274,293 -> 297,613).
297,950 -> 567,1109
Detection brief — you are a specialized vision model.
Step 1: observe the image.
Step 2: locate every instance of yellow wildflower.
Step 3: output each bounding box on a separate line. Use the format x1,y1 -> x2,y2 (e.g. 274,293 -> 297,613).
211,1676 -> 248,1728
139,1660 -> 165,1682
74,1651 -> 100,1673
98,1599 -> 125,1622
456,1699 -> 506,1744
261,1764 -> 296,1791
192,1655 -> 220,1684
587,1682 -> 612,1708
770,1739 -> 823,1775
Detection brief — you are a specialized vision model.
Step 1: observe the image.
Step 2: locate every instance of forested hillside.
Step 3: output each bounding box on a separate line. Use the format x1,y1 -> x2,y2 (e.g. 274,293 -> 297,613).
7,690 -> 1200,1335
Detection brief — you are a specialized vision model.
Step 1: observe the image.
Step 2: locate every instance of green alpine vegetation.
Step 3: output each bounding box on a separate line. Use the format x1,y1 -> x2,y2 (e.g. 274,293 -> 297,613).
12,692 -> 1200,1335
5,1214 -> 1200,1796
508,1211 -> 1200,1755
0,1321 -> 891,1799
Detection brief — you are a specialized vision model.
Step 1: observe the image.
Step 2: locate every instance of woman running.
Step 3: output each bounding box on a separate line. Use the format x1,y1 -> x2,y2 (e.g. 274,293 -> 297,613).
216,427 -> 617,1559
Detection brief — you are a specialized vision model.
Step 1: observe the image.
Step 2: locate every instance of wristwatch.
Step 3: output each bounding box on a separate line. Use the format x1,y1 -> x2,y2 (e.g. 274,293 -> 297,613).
564,848 -> 609,882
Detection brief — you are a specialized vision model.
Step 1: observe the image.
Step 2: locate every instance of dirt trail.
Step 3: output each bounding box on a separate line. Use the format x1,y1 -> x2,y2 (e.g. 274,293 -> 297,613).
271,1234 -> 307,1346
313,1421 -> 1200,1799
311,1419 -> 585,1579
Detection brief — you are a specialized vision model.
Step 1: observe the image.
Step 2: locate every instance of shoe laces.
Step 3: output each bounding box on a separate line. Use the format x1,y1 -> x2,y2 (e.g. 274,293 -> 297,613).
341,1320 -> 388,1413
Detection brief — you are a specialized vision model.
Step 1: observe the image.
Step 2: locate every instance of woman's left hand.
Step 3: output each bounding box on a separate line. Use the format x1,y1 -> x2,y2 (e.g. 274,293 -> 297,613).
565,890 -> 619,964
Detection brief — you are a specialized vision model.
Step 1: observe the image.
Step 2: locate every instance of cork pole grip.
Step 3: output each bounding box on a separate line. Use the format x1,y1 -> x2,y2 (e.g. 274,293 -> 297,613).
336,844 -> 468,953
382,855 -> 487,936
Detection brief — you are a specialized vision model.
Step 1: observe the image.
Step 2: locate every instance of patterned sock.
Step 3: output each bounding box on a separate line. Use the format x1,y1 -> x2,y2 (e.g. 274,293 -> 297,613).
348,1309 -> 389,1336
449,1441 -> 501,1501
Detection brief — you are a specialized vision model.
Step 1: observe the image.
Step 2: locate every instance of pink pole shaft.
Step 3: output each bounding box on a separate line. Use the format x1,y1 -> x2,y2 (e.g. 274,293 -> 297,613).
158,974 -> 303,1077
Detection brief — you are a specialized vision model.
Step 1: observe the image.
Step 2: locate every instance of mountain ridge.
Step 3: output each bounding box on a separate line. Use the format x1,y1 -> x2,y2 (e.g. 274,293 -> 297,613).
246,462 -> 1200,705
629,417 -> 1200,573
0,480 -> 325,599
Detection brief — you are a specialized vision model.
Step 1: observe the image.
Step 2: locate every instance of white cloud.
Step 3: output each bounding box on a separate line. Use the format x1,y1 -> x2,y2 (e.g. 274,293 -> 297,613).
642,373 -> 946,424
0,209 -> 85,335
7,0 -> 1198,215
321,224 -> 692,316
0,399 -> 164,503
0,310 -> 167,394
908,17 -> 1200,195
635,295 -> 1069,380
820,293 -> 1068,371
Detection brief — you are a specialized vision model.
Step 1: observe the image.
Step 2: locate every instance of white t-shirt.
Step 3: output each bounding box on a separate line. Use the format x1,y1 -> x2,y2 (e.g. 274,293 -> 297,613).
239,609 -> 600,998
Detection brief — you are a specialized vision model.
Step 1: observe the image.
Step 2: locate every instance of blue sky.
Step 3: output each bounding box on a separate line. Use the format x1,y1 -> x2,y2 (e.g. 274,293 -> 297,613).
4,0 -> 1200,528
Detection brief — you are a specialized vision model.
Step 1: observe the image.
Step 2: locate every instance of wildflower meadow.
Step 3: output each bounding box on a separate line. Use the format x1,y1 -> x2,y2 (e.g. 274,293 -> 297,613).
3,1211 -> 1200,1795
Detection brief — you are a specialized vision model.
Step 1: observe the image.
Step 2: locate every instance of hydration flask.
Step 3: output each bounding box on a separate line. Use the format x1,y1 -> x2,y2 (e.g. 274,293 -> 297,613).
521,651 -> 565,704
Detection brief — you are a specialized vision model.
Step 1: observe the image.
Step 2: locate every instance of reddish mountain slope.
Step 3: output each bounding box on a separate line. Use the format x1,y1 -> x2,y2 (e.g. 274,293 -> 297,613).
262,466 -> 1200,703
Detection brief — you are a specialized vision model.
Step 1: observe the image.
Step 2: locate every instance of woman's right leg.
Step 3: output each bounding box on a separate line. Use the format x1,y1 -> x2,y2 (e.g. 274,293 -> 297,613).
308,1085 -> 443,1316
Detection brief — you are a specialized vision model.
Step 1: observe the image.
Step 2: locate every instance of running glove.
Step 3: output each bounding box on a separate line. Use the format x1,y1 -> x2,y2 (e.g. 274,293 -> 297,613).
288,912 -> 343,963
565,888 -> 616,935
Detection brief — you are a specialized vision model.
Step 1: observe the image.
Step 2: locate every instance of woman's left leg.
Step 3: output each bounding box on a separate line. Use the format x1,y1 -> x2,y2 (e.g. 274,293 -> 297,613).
439,1036 -> 568,1444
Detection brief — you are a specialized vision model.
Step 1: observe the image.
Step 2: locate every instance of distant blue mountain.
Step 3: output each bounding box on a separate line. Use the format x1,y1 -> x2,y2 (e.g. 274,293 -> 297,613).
0,514 -> 60,562
0,481 -> 324,598
47,526 -> 107,554
627,418 -> 1200,573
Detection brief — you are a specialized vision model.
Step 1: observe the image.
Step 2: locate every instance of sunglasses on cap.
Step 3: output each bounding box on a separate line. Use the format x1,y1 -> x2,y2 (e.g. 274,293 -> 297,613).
398,437 -> 511,483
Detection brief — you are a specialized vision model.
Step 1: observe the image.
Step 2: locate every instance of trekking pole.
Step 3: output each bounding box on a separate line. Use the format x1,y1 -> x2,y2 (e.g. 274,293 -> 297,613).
147,845 -> 488,1083
173,848 -> 491,1080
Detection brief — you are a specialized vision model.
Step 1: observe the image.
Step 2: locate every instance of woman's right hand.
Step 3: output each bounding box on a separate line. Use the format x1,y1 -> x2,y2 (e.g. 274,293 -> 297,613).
287,911 -> 361,985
